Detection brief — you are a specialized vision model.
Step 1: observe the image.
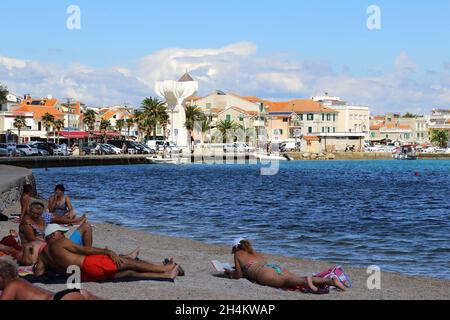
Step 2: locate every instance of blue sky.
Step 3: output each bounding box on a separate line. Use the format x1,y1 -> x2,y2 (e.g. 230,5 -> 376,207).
1,0 -> 449,112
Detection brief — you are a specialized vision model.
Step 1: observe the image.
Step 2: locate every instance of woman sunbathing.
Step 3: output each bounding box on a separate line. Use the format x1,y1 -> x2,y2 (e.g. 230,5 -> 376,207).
223,238 -> 349,293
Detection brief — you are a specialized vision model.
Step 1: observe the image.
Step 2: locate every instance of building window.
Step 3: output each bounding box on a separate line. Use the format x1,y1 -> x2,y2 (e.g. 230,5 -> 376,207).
308,127 -> 313,133
300,114 -> 304,121
322,114 -> 325,121
38,122 -> 42,131
333,127 -> 336,133
274,129 -> 283,135
327,114 -> 331,121
322,127 -> 325,133
371,132 -> 376,138
333,114 -> 336,121
307,114 -> 314,121
283,118 -> 288,122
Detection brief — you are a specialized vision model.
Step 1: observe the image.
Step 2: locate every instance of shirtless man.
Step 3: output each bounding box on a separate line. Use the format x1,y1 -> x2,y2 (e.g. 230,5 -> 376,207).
0,256 -> 100,300
35,224 -> 183,282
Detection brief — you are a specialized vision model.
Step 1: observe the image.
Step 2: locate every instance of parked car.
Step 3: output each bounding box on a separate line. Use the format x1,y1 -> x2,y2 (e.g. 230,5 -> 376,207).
134,142 -> 156,154
15,144 -> 39,156
30,142 -> 63,156
224,143 -> 255,153
107,140 -> 141,153
280,142 -> 301,152
0,144 -> 10,157
103,143 -> 122,155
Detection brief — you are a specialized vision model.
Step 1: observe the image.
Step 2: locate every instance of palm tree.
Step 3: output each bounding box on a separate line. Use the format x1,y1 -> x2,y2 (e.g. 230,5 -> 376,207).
158,112 -> 170,141
83,109 -> 97,131
126,118 -> 134,140
13,115 -> 27,144
41,113 -> 55,142
216,119 -> 243,143
99,119 -> 111,143
115,119 -> 125,138
139,97 -> 166,141
53,119 -> 65,145
200,117 -> 211,145
430,130 -> 449,147
185,105 -> 205,150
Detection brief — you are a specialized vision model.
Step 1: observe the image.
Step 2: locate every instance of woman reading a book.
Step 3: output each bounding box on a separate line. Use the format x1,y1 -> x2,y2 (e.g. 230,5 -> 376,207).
223,238 -> 349,293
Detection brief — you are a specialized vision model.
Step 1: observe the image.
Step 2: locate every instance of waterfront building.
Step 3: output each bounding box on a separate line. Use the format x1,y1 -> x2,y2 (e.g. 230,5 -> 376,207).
9,95 -> 65,141
427,108 -> 450,146
0,93 -> 21,111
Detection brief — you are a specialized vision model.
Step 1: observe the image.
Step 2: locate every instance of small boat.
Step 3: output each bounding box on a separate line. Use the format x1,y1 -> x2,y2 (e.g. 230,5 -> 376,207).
146,157 -> 190,165
393,145 -> 418,160
253,153 -> 291,161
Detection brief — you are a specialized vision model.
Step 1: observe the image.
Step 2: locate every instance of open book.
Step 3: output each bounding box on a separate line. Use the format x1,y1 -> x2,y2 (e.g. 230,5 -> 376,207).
211,260 -> 234,272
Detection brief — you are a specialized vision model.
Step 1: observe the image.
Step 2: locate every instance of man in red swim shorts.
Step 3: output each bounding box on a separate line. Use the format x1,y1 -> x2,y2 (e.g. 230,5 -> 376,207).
34,224 -> 183,282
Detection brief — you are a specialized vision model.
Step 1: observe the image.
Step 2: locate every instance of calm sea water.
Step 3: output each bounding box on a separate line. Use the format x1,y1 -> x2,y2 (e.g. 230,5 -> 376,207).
33,161 -> 450,279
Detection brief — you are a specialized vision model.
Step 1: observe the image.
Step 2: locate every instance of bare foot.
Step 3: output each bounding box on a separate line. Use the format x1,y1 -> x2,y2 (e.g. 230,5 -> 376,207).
307,276 -> 318,293
332,277 -> 347,291
170,265 -> 180,279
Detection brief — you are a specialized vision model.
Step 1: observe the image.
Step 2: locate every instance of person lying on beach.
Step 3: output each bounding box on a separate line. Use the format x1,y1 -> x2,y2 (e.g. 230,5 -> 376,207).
19,202 -> 90,246
0,256 -> 101,300
48,184 -> 76,220
34,224 -> 184,283
223,238 -> 348,293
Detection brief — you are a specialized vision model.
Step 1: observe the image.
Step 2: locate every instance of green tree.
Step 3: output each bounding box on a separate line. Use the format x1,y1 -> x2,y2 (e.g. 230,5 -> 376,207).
200,117 -> 211,144
83,109 -> 97,131
216,119 -> 242,143
158,112 -> 170,141
41,113 -> 55,142
430,129 -> 449,147
403,112 -> 421,118
139,97 -> 166,141
13,115 -> 27,144
53,119 -> 65,145
0,84 -> 8,102
184,105 -> 205,149
115,119 -> 125,137
126,118 -> 134,140
100,119 -> 111,143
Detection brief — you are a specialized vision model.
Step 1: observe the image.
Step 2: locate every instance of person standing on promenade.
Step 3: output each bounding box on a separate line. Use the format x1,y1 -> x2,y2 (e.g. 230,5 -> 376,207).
34,224 -> 184,282
48,184 -> 76,219
0,256 -> 101,300
224,238 -> 349,293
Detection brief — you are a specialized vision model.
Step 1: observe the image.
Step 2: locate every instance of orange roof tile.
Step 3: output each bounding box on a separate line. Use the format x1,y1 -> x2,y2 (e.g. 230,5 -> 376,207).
372,116 -> 385,121
370,125 -> 382,130
102,110 -> 120,121
19,98 -> 58,108
268,99 -> 338,114
13,105 -> 64,120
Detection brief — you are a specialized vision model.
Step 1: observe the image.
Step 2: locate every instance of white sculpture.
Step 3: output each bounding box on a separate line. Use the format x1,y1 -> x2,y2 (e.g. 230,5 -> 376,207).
155,73 -> 198,149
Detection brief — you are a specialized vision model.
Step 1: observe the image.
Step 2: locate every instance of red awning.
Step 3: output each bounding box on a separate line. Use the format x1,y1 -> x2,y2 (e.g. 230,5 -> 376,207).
89,131 -> 121,138
57,131 -> 89,138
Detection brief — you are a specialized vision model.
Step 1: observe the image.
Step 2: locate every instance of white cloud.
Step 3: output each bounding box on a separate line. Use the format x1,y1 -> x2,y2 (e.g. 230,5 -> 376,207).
0,43 -> 449,113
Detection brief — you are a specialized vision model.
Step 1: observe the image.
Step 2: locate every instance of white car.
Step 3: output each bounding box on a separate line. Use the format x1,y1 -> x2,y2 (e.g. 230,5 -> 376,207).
103,144 -> 123,154
16,144 -> 39,156
224,143 -> 255,153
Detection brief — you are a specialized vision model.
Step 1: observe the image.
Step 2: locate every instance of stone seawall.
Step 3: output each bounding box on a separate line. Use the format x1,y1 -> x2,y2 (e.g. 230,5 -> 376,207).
0,165 -> 36,213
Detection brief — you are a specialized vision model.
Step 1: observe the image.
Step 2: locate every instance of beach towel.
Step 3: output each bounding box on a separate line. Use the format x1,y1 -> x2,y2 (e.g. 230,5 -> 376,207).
315,266 -> 353,289
1,235 -> 22,251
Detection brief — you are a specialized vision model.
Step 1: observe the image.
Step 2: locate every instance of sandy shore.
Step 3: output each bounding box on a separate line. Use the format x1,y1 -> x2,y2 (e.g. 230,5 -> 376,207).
1,202 -> 449,300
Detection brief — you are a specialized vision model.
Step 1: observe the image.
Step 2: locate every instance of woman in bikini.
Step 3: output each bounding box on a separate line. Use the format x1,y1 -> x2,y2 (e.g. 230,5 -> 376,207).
224,238 -> 348,293
48,184 -> 76,220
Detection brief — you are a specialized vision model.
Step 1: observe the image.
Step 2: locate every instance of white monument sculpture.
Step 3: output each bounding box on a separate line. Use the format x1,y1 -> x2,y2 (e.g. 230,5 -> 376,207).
155,73 -> 198,149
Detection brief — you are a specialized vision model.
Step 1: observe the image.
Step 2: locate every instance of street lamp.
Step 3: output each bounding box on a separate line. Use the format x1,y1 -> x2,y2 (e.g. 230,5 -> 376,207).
64,98 -> 73,146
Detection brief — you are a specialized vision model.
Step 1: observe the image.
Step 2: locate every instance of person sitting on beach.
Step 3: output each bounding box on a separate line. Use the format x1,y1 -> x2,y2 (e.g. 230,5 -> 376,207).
19,202 -> 92,248
48,184 -> 76,220
34,224 -> 184,282
223,238 -> 349,293
19,184 -> 33,222
0,256 -> 101,300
